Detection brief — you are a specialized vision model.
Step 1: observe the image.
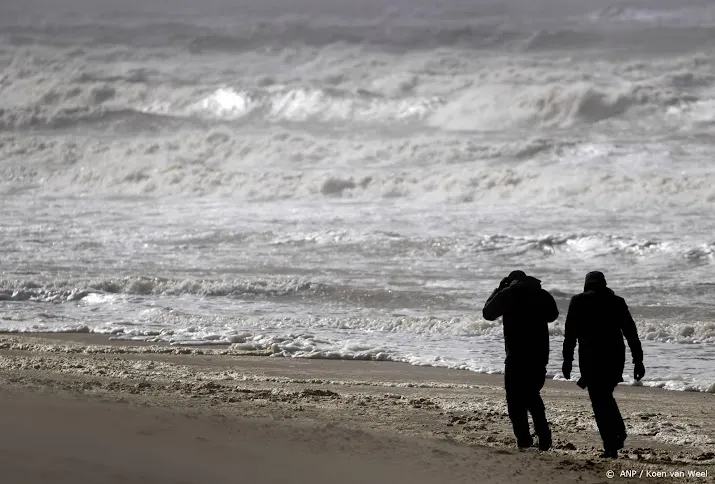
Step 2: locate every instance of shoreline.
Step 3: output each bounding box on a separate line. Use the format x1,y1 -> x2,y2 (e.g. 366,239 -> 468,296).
5,331 -> 713,395
0,333 -> 713,483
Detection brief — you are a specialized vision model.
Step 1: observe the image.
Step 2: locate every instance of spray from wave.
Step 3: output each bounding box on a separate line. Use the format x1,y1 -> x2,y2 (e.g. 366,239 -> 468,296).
2,76 -> 711,132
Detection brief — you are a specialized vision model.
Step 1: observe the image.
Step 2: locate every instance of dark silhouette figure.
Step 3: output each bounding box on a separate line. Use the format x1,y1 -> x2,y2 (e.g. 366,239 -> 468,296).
562,271 -> 645,458
483,270 -> 559,451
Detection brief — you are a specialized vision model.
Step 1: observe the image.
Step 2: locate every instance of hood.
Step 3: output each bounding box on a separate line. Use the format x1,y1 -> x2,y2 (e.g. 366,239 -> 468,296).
584,271 -> 610,293
584,285 -> 615,295
511,275 -> 542,289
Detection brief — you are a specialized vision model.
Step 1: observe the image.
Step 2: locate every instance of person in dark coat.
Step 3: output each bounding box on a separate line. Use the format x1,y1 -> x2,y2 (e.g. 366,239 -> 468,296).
483,270 -> 559,451
562,271 -> 645,458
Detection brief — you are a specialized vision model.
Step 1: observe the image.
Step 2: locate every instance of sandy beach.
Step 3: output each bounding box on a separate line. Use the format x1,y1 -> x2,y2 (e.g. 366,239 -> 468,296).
3,1 -> 715,482
0,334 -> 711,484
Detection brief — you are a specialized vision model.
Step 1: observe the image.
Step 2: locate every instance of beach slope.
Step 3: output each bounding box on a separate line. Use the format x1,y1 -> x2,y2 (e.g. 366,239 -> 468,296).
0,334 -> 712,484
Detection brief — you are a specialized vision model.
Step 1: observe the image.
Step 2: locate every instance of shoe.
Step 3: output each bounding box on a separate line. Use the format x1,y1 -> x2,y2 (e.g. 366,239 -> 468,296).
600,448 -> 618,459
517,437 -> 533,449
537,431 -> 552,451
614,433 -> 626,451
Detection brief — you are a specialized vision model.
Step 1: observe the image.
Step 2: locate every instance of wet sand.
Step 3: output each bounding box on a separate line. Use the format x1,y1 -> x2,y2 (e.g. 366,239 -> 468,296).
0,333 -> 712,483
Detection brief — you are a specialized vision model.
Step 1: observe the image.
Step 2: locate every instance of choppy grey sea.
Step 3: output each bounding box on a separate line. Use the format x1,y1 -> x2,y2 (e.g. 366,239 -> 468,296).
2,0 -> 714,392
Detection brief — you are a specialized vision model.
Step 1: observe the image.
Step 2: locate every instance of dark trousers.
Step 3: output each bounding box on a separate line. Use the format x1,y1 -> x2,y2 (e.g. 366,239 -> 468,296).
587,383 -> 627,450
504,366 -> 550,445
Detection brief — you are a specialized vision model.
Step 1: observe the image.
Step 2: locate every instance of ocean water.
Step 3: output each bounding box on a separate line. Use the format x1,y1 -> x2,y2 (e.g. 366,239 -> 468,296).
1,0 -> 714,393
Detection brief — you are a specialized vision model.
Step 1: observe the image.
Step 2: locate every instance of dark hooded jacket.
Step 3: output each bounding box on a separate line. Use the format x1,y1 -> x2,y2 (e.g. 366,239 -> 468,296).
562,274 -> 643,388
483,276 -> 559,368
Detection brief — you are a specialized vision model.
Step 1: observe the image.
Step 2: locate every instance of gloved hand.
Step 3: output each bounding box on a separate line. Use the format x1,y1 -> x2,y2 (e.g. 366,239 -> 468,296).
499,277 -> 511,289
634,361 -> 645,381
562,360 -> 572,380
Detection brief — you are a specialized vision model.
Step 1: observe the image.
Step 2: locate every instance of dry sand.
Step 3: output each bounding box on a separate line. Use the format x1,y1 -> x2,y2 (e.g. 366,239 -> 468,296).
0,333 -> 713,484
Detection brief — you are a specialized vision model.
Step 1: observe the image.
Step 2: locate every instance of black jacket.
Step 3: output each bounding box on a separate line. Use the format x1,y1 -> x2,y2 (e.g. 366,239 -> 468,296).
562,287 -> 643,388
483,276 -> 559,368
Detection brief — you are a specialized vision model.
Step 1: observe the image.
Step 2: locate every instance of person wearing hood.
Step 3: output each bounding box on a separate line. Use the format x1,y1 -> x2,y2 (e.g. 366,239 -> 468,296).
483,270 -> 559,451
562,271 -> 645,458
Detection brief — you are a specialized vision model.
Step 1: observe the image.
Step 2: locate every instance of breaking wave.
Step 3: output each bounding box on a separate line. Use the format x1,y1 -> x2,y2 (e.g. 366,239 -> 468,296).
0,276 -> 315,302
1,79 -> 709,131
1,310 -> 713,393
2,296 -> 715,347
0,277 -> 460,311
3,148 -> 715,208
262,230 -> 715,265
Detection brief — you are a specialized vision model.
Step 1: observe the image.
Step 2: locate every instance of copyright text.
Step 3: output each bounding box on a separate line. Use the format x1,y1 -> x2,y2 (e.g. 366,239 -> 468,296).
606,469 -> 709,479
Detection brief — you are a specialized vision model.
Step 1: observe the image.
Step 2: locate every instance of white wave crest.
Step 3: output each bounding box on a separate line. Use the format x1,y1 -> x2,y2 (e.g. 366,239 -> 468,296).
0,276 -> 314,302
